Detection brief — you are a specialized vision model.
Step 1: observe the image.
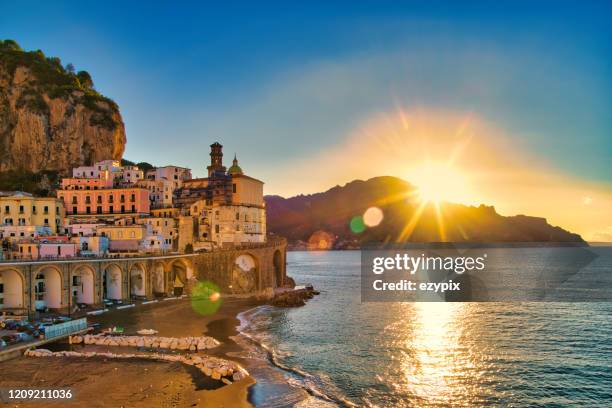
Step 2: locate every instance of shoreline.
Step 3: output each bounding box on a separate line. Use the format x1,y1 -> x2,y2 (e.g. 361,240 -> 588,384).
0,296 -> 312,407
0,298 -> 253,407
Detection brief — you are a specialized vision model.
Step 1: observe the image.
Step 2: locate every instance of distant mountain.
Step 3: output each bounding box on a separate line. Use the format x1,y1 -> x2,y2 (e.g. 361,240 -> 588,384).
264,176 -> 585,248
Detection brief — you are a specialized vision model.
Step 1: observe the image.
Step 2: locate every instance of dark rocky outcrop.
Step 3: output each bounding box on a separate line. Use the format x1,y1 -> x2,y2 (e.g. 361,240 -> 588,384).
265,176 -> 585,247
271,286 -> 319,307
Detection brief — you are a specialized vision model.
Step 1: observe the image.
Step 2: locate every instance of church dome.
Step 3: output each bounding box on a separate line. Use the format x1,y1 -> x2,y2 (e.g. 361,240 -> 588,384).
228,154 -> 243,175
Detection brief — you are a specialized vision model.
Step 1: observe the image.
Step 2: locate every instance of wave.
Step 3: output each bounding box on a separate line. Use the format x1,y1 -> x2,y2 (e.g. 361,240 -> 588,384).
237,306 -> 358,408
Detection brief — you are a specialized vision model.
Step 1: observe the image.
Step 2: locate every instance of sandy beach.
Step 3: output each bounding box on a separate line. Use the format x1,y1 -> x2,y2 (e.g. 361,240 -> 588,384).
0,297 -> 288,408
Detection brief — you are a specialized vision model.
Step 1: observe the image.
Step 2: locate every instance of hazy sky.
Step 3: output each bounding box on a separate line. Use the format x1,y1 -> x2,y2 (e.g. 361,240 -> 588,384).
2,1 -> 611,239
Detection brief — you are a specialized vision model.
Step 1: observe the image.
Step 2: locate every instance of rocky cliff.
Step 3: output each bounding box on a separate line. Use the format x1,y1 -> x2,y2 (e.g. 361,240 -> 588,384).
265,176 -> 586,246
0,40 -> 125,176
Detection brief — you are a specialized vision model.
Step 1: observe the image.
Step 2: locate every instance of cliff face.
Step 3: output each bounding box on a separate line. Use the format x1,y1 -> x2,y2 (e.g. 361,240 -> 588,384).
0,41 -> 125,175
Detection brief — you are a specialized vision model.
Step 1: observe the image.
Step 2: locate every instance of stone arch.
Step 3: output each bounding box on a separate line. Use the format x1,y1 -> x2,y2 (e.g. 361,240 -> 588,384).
72,265 -> 95,305
130,263 -> 147,297
0,268 -> 25,309
168,258 -> 192,296
33,265 -> 63,310
273,249 -> 284,287
152,262 -> 166,295
103,263 -> 123,300
232,253 -> 259,293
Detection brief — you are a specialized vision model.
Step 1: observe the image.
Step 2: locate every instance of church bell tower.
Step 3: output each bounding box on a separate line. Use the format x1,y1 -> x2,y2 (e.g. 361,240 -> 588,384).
207,142 -> 226,177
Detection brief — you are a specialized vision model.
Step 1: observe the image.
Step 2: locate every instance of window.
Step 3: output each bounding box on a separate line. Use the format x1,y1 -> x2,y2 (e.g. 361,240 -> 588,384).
85,196 -> 91,204
32,205 -> 37,214
4,206 -> 9,214
86,207 -> 91,214
97,195 -> 102,204
120,195 -> 125,203
19,205 -> 24,214
215,224 -> 219,233
97,206 -> 102,214
43,206 -> 49,214
131,205 -> 136,213
72,207 -> 77,214
109,205 -> 114,214
130,194 -> 135,202
57,246 -> 61,256
109,195 -> 114,203
72,196 -> 77,204
233,183 -> 237,193
121,205 -> 125,214
56,206 -> 60,213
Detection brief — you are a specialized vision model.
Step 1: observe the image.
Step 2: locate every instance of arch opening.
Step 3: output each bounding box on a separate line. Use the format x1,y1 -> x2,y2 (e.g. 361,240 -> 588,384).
130,264 -> 146,297
0,269 -> 24,309
73,266 -> 95,305
103,264 -> 123,300
232,253 -> 258,293
273,250 -> 283,287
170,261 -> 188,296
35,267 -> 62,311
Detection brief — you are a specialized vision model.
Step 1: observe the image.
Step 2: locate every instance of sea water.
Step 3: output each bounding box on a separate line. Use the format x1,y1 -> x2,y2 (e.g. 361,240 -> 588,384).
239,249 -> 612,407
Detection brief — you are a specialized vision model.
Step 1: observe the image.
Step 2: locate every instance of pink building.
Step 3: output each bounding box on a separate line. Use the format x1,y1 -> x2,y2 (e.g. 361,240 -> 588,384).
61,173 -> 114,190
57,188 -> 150,217
15,236 -> 78,259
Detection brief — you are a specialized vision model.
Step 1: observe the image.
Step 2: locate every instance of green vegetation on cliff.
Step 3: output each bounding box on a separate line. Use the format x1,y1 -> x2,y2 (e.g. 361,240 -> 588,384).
0,39 -> 117,130
0,169 -> 59,196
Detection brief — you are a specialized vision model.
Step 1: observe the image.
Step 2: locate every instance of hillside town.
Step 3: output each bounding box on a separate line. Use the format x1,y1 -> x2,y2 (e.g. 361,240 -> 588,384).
0,142 -> 266,262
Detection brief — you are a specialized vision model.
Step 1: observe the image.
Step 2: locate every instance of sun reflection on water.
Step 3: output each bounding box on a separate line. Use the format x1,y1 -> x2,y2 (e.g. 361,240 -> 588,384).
382,302 -> 484,407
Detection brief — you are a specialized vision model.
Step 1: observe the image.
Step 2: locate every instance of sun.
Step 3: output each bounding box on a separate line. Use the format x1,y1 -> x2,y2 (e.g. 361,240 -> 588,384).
410,162 -> 469,204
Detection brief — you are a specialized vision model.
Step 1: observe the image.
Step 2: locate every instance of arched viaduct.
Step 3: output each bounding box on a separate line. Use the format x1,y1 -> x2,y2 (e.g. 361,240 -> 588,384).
0,238 -> 286,314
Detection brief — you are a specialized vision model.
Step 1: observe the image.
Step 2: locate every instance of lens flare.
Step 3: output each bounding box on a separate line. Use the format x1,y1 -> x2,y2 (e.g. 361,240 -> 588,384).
350,216 -> 366,234
363,207 -> 384,227
191,280 -> 222,315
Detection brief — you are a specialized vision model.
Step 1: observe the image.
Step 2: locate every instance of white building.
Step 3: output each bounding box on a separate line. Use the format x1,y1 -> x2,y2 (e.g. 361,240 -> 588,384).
73,160 -> 122,179
135,178 -> 175,209
72,160 -> 144,186
146,166 -> 192,190
136,217 -> 177,250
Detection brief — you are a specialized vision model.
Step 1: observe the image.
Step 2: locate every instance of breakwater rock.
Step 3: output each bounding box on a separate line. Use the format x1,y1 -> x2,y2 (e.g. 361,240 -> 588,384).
69,334 -> 220,351
24,348 -> 249,383
271,286 -> 320,307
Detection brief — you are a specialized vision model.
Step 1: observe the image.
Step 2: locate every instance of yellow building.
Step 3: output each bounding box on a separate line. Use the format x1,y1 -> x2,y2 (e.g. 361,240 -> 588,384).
150,207 -> 180,219
97,224 -> 147,253
0,193 -> 65,234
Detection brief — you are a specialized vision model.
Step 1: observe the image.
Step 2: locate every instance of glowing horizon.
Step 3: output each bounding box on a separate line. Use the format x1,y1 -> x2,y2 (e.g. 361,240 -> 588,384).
264,108 -> 612,242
